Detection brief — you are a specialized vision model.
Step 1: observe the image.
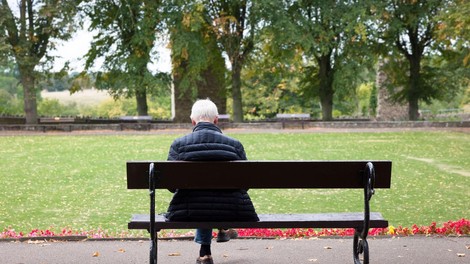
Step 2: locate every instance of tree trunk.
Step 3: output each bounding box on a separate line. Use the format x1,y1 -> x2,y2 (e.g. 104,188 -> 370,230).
173,85 -> 193,123
20,67 -> 38,124
320,95 -> 333,121
408,55 -> 421,121
317,55 -> 334,121
135,88 -> 148,116
231,63 -> 243,122
172,60 -> 194,123
408,98 -> 419,121
172,53 -> 226,123
198,67 -> 227,115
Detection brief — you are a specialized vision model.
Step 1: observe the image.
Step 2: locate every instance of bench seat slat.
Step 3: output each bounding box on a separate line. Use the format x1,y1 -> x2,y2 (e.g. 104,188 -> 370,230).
128,212 -> 388,230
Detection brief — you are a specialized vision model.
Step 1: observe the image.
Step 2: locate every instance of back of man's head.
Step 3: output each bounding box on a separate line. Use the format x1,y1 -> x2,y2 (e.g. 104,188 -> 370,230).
190,98 -> 219,123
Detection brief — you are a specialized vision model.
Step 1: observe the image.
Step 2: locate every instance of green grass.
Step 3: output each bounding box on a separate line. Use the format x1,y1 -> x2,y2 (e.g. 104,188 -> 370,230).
0,131 -> 469,235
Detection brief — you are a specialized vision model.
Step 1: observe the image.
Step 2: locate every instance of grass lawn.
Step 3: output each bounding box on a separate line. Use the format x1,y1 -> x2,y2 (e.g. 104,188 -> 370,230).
0,130 -> 469,236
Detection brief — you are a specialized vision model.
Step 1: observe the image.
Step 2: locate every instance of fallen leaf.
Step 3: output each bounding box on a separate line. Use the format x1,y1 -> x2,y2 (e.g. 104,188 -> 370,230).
324,246 -> 332,249
457,253 -> 465,257
117,248 -> 126,253
265,246 -> 274,250
92,251 -> 100,257
223,254 -> 229,258
308,258 -> 318,262
466,245 -> 470,250
27,240 -> 46,244
168,252 -> 181,256
448,249 -> 453,252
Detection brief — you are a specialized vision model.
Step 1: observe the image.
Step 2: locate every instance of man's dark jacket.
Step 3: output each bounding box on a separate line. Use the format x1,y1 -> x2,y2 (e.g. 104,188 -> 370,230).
165,122 -> 259,222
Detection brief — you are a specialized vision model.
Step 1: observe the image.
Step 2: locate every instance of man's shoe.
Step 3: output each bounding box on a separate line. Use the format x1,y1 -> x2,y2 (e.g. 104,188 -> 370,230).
196,255 -> 214,264
216,229 -> 238,243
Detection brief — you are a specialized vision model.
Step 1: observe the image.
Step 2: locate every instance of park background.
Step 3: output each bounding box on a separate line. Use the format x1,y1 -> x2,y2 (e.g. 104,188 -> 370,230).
1,1 -> 470,124
1,1 -> 469,238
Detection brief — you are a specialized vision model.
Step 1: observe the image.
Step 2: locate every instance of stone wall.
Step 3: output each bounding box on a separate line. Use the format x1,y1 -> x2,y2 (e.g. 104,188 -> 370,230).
375,60 -> 409,121
1,120 -> 469,133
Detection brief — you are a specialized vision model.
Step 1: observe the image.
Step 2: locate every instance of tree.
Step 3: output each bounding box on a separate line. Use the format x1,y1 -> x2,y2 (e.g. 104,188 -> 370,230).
376,0 -> 462,120
260,0 -> 375,121
166,0 -> 227,122
241,35 -> 317,119
168,0 -> 258,122
436,0 -> 470,68
0,0 -> 81,124
82,0 -> 169,116
205,0 -> 257,122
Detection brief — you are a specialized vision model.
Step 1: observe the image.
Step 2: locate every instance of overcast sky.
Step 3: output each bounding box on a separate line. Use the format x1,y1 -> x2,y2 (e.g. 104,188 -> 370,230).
6,0 -> 171,73
49,28 -> 172,73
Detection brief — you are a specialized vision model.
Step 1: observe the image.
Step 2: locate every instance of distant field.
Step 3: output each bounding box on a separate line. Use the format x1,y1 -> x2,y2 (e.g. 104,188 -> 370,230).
41,89 -> 112,106
0,131 -> 469,236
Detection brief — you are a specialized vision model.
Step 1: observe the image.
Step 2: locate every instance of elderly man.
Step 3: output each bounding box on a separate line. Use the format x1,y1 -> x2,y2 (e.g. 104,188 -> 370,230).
165,98 -> 259,264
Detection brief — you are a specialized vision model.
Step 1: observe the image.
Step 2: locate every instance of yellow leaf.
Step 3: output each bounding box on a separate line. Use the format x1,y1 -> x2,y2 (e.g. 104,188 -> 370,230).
182,13 -> 191,28
181,48 -> 189,60
463,53 -> 470,67
92,251 -> 100,257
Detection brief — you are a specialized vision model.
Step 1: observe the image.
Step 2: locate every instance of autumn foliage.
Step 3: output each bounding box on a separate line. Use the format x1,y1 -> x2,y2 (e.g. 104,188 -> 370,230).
2,219 -> 469,239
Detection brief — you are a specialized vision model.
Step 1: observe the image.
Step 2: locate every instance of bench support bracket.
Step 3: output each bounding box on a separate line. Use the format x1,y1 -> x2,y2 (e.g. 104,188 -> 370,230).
149,163 -> 157,264
353,162 -> 375,264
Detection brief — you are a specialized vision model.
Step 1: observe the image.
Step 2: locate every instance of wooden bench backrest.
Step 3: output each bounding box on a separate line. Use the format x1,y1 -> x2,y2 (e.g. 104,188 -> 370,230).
127,160 -> 392,190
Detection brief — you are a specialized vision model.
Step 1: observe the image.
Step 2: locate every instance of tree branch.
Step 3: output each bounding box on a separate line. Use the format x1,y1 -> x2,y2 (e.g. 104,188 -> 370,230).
0,0 -> 19,46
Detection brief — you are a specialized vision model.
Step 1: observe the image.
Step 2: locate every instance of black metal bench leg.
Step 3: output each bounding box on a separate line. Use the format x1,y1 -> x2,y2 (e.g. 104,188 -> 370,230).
150,234 -> 157,264
352,162 -> 375,264
149,162 -> 158,264
353,229 -> 369,264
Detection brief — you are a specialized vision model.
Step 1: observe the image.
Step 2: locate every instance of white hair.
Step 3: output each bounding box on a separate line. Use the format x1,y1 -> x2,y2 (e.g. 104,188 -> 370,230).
190,98 -> 219,122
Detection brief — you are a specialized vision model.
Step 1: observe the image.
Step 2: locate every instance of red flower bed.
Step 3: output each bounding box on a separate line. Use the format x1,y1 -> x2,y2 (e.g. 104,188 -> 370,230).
234,218 -> 470,238
1,219 -> 469,239
235,219 -> 470,238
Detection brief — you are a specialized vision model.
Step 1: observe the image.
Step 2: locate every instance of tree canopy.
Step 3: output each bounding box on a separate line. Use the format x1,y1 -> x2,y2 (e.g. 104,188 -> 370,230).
81,0 -> 170,116
375,0 -> 468,120
1,0 -> 468,121
258,0 -> 376,120
166,0 -> 228,122
0,0 -> 81,123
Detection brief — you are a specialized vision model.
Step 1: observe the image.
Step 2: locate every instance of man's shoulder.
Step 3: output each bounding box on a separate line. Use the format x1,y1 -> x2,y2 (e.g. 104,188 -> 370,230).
174,129 -> 241,145
171,132 -> 193,144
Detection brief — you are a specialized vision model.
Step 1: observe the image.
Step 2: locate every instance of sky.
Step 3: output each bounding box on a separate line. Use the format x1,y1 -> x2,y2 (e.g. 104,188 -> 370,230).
49,28 -> 172,73
6,0 -> 172,73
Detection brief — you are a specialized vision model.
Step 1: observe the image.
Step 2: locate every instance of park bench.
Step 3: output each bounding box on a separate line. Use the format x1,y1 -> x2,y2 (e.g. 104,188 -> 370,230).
218,114 -> 231,122
119,116 -> 153,122
127,160 -> 392,264
39,117 -> 75,123
276,113 -> 311,129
